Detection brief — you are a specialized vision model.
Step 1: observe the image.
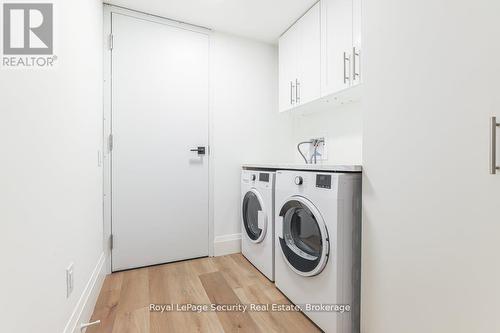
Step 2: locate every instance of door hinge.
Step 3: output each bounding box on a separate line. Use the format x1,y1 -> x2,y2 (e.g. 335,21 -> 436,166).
110,234 -> 114,250
109,34 -> 114,51
108,134 -> 114,152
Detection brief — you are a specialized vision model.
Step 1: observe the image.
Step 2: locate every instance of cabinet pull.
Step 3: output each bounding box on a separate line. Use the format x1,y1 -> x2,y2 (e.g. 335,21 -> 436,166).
296,79 -> 300,104
290,81 -> 295,105
353,47 -> 360,81
343,52 -> 351,84
491,116 -> 499,174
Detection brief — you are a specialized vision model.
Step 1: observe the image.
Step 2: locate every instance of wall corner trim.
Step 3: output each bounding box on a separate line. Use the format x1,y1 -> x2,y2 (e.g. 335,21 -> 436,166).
63,252 -> 106,333
214,233 -> 242,256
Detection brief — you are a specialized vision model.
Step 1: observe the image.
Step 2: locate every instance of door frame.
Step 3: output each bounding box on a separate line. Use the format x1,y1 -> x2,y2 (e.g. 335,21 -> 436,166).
102,4 -> 215,274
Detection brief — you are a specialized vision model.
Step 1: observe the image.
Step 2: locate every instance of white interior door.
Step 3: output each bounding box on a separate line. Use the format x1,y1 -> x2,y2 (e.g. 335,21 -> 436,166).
362,0 -> 500,331
111,13 -> 209,271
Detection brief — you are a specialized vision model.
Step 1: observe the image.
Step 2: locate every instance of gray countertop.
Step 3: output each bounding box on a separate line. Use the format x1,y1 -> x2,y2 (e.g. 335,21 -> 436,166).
242,163 -> 362,173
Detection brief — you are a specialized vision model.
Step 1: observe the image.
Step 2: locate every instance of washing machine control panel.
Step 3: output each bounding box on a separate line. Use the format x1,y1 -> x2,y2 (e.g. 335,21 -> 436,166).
259,173 -> 270,182
316,174 -> 332,189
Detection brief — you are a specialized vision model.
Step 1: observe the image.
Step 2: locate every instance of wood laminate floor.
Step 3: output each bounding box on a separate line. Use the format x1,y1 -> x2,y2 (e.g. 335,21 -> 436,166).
87,254 -> 321,333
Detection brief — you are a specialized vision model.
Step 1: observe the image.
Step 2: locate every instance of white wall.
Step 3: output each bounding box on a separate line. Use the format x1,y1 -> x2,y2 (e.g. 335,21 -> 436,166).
361,0 -> 500,332
0,1 -> 104,332
291,102 -> 362,165
210,32 -> 294,246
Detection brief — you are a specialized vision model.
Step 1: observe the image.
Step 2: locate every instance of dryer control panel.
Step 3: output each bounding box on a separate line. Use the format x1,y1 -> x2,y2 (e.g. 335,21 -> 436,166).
316,174 -> 332,189
259,173 -> 270,182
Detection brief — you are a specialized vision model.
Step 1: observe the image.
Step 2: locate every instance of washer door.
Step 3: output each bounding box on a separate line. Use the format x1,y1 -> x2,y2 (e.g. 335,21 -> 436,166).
278,196 -> 329,276
242,189 -> 267,243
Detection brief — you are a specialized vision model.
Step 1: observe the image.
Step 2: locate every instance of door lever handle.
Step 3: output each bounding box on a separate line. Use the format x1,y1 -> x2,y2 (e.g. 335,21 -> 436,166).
190,146 -> 206,155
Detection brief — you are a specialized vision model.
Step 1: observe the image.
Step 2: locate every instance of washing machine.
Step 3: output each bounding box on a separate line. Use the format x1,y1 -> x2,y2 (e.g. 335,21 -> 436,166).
241,169 -> 275,281
275,170 -> 362,333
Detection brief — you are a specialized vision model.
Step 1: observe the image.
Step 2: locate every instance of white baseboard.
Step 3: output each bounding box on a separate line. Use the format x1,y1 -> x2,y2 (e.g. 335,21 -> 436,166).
214,233 -> 241,256
63,252 -> 106,333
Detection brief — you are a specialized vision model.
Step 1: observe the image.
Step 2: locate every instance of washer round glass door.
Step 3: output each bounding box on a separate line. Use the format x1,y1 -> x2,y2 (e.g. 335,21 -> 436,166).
278,196 -> 329,276
242,189 -> 267,243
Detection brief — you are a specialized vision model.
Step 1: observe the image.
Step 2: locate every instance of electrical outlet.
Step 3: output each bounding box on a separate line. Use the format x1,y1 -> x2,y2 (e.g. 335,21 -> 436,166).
66,263 -> 74,298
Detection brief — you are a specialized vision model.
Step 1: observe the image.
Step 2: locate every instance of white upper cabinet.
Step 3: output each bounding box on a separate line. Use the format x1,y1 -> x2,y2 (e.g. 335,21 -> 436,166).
279,3 -> 320,112
351,0 -> 362,86
321,0 -> 362,96
296,3 -> 321,106
279,0 -> 362,113
279,24 -> 298,112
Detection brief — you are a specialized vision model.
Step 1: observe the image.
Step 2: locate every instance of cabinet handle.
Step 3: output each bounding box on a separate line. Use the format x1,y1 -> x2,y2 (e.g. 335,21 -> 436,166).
491,116 -> 499,174
343,52 -> 351,84
290,81 -> 295,105
296,78 -> 300,104
353,47 -> 360,81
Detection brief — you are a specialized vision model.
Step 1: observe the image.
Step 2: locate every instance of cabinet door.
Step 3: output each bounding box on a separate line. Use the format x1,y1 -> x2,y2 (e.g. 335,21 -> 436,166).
321,0 -> 353,96
297,2 -> 321,105
279,25 -> 298,112
352,0 -> 362,86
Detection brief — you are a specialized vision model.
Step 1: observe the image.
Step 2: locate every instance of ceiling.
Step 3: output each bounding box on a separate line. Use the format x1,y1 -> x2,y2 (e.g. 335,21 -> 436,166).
105,0 -> 318,44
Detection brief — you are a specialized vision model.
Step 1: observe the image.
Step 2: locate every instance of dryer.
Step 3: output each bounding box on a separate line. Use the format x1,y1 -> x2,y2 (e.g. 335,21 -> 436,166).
241,169 -> 275,281
275,170 -> 362,333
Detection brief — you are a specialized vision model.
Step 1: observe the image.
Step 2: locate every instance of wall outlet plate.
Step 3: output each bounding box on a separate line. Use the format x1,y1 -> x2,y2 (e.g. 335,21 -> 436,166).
66,263 -> 74,298
308,137 -> 327,162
